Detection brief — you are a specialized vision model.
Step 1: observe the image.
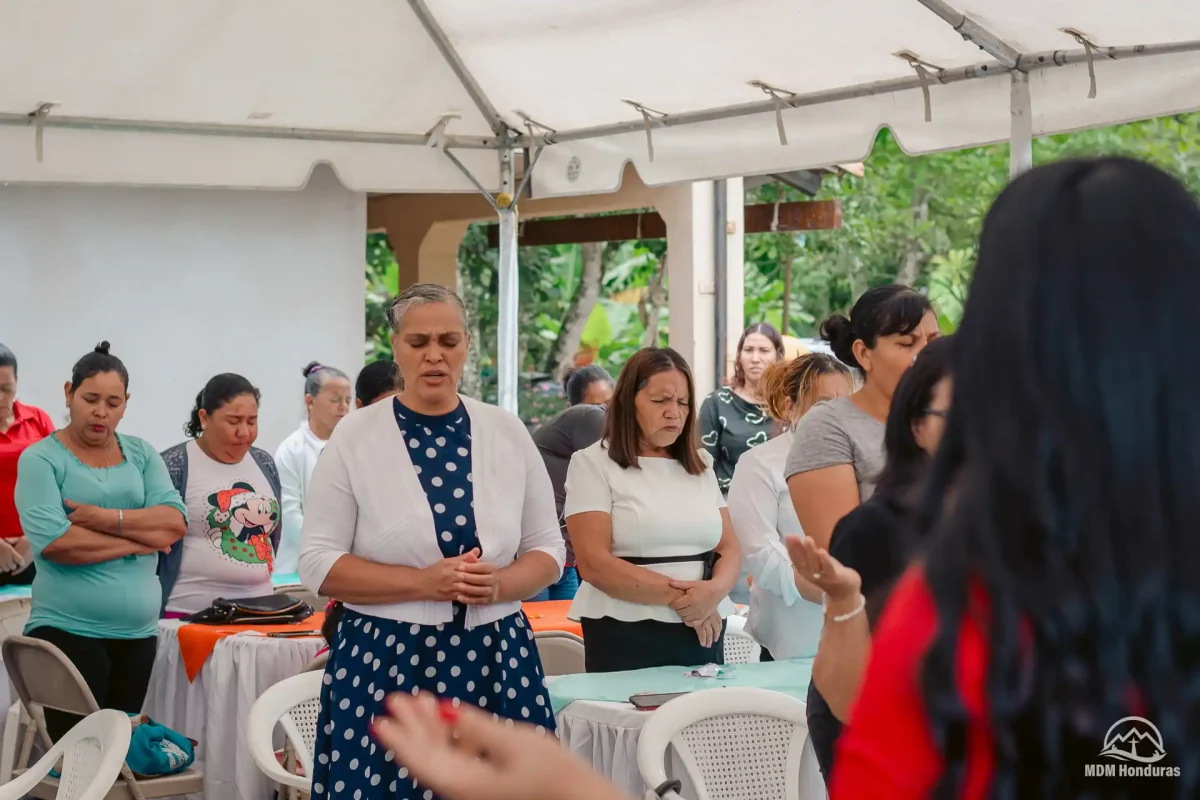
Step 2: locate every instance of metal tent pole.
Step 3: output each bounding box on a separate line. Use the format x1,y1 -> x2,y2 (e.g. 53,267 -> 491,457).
496,149 -> 520,414
1010,71 -> 1034,178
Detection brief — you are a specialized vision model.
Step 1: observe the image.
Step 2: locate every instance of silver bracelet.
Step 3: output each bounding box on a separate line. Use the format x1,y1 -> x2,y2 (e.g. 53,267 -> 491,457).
827,593 -> 866,623
117,508 -> 124,536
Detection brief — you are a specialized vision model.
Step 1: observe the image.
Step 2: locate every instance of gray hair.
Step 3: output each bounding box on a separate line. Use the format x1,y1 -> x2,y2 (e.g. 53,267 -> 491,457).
302,361 -> 349,397
386,283 -> 468,333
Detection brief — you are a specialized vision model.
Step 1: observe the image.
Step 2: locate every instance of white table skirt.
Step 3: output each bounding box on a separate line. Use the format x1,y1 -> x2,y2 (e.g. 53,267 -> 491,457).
143,620 -> 323,800
556,699 -> 827,800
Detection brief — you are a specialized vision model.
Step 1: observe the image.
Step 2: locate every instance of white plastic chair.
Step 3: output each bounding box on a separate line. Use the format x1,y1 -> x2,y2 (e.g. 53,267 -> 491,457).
246,670 -> 324,794
723,616 -> 761,665
0,709 -> 131,800
637,687 -> 815,800
533,631 -> 585,676
0,597 -> 33,784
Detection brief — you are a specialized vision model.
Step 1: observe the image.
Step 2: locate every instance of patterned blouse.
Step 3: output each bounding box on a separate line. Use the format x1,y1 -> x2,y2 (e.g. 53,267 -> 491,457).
698,386 -> 780,494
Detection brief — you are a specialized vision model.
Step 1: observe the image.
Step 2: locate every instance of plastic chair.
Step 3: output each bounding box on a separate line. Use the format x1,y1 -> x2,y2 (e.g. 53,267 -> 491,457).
0,597 -> 33,783
533,630 -> 585,676
1,636 -> 204,800
723,616 -> 761,665
637,687 -> 815,800
0,709 -> 131,800
245,670 -> 324,794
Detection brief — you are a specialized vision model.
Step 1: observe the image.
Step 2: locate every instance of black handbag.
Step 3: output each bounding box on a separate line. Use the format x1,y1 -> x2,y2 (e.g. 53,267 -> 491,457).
184,593 -> 314,625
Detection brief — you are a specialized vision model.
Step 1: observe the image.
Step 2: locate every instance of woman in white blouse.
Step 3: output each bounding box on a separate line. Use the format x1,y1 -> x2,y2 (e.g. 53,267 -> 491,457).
565,347 -> 740,673
727,354 -> 852,661
274,361 -> 351,574
299,283 -> 565,800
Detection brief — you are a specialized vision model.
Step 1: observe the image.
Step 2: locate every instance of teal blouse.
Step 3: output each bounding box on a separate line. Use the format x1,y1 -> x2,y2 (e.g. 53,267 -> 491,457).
15,433 -> 186,639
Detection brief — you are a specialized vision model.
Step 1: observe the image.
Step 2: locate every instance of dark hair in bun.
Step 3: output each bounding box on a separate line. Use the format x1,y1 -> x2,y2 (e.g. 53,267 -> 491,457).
820,285 -> 933,371
69,341 -> 129,392
302,361 -> 348,398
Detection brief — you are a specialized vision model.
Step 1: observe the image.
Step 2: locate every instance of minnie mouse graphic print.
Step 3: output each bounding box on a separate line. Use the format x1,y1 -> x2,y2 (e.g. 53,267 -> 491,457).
164,440 -> 281,615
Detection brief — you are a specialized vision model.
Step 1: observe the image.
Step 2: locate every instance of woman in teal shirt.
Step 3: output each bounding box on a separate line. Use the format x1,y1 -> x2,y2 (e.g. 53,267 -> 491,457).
15,342 -> 186,740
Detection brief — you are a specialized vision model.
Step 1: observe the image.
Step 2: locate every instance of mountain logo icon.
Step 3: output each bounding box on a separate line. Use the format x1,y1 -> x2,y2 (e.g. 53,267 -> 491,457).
1099,716 -> 1167,764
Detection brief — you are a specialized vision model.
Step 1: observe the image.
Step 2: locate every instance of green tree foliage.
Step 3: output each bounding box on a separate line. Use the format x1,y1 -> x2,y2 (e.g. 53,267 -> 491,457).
365,113 -> 1200,418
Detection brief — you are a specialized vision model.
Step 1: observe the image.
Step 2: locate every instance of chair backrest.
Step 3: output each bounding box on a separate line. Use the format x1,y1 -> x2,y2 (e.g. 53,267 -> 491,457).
2,636 -> 99,720
723,616 -> 761,665
0,709 -> 132,800
245,670 -> 324,792
533,631 -> 585,677
637,688 -> 812,800
0,598 -> 31,642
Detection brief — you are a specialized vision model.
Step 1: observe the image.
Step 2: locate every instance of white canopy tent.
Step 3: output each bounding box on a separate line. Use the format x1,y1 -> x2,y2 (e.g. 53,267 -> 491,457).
4,0 -> 1200,412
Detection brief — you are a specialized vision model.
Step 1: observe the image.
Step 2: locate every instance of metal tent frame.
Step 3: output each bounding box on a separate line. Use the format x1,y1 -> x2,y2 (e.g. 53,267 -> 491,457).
13,1 -> 1195,412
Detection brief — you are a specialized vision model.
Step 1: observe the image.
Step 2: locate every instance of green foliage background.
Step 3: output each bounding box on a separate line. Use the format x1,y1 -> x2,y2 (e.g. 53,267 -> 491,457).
365,116 -> 1200,422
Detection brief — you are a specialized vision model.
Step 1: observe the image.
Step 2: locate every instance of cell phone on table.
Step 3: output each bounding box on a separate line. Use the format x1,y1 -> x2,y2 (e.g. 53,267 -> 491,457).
629,692 -> 688,710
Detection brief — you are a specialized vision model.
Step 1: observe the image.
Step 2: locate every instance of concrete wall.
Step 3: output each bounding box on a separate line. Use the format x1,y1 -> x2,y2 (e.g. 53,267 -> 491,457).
0,166 -> 365,453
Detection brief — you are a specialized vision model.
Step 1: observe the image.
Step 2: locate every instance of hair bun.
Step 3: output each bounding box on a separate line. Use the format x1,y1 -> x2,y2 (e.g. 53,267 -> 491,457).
302,361 -> 323,378
819,314 -> 860,370
94,341 -> 112,355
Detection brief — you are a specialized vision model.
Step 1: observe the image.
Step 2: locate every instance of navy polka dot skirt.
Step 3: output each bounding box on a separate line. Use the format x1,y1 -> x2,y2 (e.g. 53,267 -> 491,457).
309,398 -> 555,799
310,610 -> 554,799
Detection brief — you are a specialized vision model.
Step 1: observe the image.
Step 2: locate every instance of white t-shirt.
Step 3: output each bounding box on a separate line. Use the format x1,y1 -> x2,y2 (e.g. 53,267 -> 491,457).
563,441 -> 736,624
165,441 -> 279,614
274,422 -> 326,575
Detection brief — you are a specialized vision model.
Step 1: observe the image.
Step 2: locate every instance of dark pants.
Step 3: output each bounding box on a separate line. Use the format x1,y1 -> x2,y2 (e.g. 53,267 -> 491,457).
26,626 -> 157,741
0,562 -> 35,586
806,682 -> 843,788
581,617 -> 725,673
528,566 -> 580,602
760,647 -> 775,662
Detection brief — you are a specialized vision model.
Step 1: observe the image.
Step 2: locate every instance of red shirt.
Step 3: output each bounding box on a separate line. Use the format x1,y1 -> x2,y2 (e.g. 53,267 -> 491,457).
0,401 -> 55,539
831,568 -> 994,799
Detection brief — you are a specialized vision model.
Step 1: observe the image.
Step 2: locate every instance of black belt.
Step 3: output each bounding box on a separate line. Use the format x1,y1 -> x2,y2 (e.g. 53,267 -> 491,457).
621,551 -> 719,580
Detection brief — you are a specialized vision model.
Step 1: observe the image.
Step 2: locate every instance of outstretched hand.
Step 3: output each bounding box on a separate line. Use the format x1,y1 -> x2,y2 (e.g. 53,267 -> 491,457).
783,535 -> 861,603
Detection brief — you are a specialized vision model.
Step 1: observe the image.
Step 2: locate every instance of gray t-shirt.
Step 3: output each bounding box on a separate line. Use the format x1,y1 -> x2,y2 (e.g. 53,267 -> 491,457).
783,396 -> 885,500
531,404 -> 607,563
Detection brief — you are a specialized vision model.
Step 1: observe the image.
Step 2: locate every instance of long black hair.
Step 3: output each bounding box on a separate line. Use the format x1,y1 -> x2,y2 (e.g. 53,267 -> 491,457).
919,158 -> 1200,798
186,374 -> 261,438
872,335 -> 954,506
821,285 -> 931,371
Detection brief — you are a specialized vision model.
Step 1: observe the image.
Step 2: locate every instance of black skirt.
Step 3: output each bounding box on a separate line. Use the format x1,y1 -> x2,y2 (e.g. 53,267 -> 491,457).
580,616 -> 725,673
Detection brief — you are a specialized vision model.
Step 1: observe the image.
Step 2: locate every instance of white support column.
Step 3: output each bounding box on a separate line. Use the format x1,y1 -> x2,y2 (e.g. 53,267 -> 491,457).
1010,71 -> 1034,179
658,179 -> 744,399
720,178 -> 745,383
496,149 -> 519,414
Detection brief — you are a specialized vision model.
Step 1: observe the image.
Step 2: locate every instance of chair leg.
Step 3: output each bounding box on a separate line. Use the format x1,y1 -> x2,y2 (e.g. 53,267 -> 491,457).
0,701 -> 19,783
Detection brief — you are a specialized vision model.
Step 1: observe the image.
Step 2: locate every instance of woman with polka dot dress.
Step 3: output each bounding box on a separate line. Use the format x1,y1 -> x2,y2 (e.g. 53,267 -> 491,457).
299,284 -> 566,800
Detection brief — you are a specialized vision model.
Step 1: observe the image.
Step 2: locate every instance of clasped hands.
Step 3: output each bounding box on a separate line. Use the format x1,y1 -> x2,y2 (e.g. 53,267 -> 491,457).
424,547 -> 501,605
668,578 -> 724,648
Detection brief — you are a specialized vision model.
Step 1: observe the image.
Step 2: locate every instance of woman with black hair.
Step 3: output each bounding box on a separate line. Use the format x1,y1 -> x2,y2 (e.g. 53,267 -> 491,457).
275,361 -> 351,574
14,342 -> 187,740
158,374 -> 283,616
527,365 -> 613,602
0,342 -> 54,586
834,159 -> 1200,798
786,286 -> 939,549
785,336 -> 953,786
355,359 -> 402,408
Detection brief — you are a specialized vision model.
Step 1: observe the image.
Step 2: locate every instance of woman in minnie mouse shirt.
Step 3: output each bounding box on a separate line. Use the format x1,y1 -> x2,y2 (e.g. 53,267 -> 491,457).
159,374 -> 282,616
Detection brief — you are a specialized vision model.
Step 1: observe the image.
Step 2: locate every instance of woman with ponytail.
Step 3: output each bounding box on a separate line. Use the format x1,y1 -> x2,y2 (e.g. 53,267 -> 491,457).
834,159 -> 1200,797
158,373 -> 283,615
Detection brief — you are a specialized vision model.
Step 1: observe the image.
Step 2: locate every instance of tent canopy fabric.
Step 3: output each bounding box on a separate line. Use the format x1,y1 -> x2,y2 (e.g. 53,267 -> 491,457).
2,0 -> 1199,194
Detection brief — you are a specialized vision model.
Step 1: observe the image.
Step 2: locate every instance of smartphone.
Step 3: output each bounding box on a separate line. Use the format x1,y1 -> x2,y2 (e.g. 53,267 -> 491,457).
629,692 -> 688,710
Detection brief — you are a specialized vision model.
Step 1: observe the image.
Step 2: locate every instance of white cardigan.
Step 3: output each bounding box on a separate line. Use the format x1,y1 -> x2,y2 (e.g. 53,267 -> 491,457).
299,395 -> 566,628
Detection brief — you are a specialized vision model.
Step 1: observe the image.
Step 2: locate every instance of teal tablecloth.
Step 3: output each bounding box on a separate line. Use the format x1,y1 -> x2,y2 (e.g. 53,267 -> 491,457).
547,658 -> 813,714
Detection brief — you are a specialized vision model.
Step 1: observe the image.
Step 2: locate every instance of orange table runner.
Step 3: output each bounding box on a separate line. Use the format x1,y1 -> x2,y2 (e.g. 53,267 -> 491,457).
522,600 -> 583,638
177,612 -> 326,681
